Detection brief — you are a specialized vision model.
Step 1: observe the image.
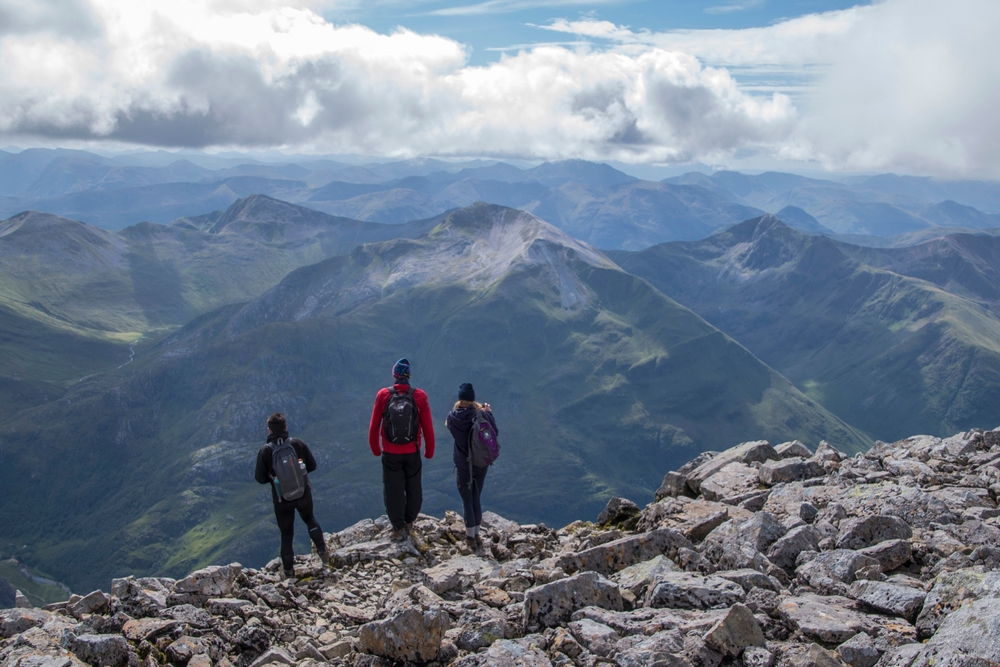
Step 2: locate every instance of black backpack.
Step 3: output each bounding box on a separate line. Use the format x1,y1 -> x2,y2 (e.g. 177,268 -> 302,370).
383,387 -> 419,444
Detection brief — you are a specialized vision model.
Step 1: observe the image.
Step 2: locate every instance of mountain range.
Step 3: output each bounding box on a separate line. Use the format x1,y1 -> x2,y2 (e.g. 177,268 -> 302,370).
0,202 -> 866,593
610,215 -> 1000,442
4,149 -> 1000,248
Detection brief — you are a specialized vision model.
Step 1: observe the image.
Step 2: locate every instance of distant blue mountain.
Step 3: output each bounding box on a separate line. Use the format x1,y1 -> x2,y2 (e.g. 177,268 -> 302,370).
4,148 -> 999,246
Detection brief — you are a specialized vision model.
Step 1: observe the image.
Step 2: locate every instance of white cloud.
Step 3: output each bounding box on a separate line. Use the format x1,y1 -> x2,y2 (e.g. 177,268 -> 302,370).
0,0 -> 793,162
538,1 -> 1000,177
1,0 -> 998,177
801,0 -> 1000,177
535,19 -> 642,42
537,9 -> 866,67
704,0 -> 764,16
427,0 -> 615,16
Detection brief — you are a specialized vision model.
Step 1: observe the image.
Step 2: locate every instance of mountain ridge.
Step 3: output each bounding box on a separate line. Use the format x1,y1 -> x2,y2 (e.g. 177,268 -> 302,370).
611,215 -> 1000,441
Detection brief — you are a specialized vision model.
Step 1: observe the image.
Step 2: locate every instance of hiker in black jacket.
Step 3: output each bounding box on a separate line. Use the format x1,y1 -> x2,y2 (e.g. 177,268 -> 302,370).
255,413 -> 329,578
445,383 -> 497,556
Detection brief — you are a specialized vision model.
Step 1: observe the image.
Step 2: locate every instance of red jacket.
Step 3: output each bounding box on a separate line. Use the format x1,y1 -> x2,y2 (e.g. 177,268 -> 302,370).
368,383 -> 435,458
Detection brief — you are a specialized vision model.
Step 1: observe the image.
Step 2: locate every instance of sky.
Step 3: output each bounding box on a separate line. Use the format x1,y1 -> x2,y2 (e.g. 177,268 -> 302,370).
2,0 -> 999,178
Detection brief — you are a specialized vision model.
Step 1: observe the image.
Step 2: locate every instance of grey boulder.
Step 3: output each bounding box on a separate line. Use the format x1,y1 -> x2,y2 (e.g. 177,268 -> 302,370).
644,572 -> 745,610
767,525 -> 821,570
170,563 -> 242,602
687,441 -> 778,493
702,603 -> 765,657
562,528 -> 692,575
915,568 -> 1000,637
614,555 -> 680,599
836,516 -> 912,550
759,457 -> 824,486
567,618 -> 618,657
848,579 -> 926,622
523,572 -> 622,631
836,631 -> 881,667
358,606 -> 451,663
857,539 -> 912,572
777,594 -> 875,643
907,598 -> 1000,666
68,634 -> 128,667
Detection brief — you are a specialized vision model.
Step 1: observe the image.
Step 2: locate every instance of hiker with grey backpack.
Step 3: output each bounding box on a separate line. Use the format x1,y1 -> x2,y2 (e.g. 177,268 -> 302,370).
445,383 -> 499,557
255,412 -> 330,578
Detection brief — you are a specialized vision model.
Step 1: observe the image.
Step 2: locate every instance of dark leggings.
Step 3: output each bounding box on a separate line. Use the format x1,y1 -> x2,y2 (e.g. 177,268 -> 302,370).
456,464 -> 488,528
274,490 -> 325,570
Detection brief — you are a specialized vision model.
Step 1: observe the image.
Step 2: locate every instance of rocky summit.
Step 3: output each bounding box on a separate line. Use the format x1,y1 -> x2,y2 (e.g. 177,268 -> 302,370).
6,429 -> 1000,667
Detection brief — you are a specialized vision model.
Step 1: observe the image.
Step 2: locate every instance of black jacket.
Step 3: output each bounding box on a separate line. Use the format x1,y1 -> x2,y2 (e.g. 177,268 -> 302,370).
255,431 -> 317,504
446,407 -> 498,468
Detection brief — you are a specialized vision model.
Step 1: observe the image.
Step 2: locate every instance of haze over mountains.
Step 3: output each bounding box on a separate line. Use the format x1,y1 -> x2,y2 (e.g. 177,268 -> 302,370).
4,147 -> 1000,597
4,148 -> 1000,248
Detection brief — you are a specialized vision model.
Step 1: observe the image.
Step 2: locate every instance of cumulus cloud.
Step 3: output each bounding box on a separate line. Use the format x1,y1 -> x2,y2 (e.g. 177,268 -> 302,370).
541,1 -> 1000,177
0,0 -> 997,176
800,0 -> 1000,177
0,0 -> 793,162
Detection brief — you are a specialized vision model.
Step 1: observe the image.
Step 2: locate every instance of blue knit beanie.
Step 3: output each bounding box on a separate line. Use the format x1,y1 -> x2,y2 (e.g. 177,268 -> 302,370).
392,358 -> 411,380
458,383 -> 475,401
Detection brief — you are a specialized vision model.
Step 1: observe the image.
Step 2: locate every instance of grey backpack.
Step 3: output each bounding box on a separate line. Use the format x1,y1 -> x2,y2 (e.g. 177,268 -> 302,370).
270,438 -> 307,501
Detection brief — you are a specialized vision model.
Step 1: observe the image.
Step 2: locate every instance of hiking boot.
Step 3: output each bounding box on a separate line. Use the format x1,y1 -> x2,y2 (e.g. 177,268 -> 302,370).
282,567 -> 295,580
465,536 -> 478,554
475,534 -> 485,556
318,550 -> 331,566
406,521 -> 415,537
390,526 -> 408,543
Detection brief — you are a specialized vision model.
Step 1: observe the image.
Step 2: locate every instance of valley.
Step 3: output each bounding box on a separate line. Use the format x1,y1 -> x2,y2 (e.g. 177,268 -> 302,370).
2,152 -> 1000,599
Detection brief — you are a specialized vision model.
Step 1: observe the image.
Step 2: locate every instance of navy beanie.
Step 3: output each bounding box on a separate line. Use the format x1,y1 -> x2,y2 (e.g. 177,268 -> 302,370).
393,358 -> 411,379
458,383 -> 475,401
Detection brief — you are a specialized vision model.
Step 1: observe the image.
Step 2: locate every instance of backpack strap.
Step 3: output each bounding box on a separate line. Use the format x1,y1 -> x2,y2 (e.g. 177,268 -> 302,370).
268,437 -> 285,479
467,410 -> 480,489
383,387 -> 397,422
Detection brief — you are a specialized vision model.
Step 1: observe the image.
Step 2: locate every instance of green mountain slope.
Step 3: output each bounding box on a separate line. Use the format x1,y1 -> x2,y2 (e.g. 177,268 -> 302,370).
0,197 -> 437,337
0,196 -> 437,416
0,204 -> 866,593
610,215 -> 1000,441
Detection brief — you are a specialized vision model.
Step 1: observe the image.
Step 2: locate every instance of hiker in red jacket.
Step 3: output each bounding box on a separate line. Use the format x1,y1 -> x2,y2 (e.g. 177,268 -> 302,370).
368,358 -> 435,542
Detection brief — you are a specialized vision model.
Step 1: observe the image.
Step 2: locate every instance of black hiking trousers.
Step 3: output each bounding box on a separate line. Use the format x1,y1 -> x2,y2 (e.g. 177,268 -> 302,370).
273,488 -> 325,571
456,464 -> 488,528
382,451 -> 422,529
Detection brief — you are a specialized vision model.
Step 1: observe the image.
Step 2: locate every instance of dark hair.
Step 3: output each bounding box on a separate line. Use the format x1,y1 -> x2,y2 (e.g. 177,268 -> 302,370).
267,412 -> 287,433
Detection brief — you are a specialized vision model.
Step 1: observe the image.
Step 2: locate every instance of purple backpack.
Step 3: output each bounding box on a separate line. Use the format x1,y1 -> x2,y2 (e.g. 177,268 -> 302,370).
468,410 -> 500,467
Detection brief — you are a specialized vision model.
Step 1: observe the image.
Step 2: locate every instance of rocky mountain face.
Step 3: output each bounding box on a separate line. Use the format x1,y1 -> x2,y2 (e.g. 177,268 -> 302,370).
0,204 -> 865,595
4,427 -> 1000,666
610,216 -> 1000,442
